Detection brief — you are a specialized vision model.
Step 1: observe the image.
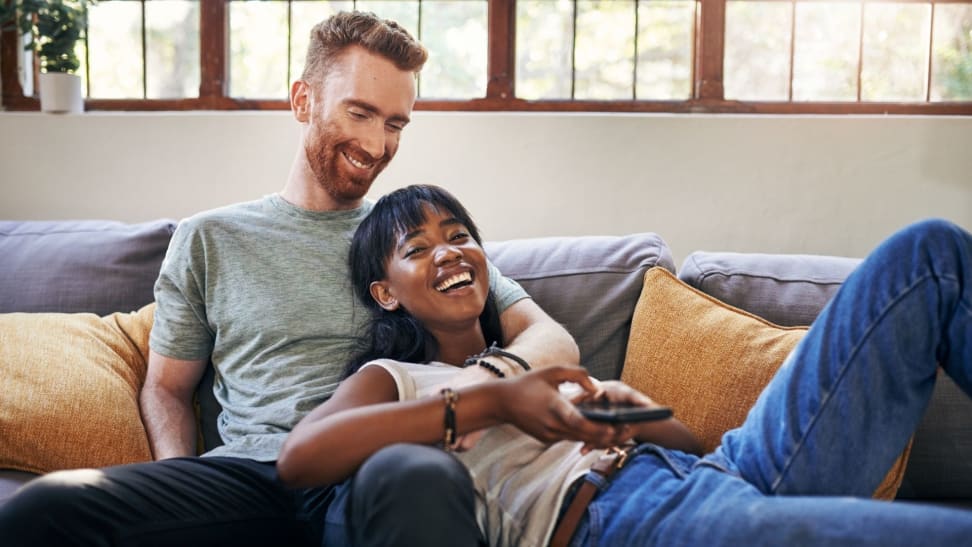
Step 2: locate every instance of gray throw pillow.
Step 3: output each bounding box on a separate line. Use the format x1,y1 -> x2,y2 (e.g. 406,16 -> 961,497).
0,220 -> 176,316
485,233 -> 674,381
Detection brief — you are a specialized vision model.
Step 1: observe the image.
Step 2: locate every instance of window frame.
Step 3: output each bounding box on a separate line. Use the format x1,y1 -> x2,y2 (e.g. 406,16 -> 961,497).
2,0 -> 970,114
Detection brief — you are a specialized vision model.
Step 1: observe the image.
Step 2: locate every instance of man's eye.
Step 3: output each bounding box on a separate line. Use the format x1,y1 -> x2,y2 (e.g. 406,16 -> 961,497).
451,232 -> 470,241
404,247 -> 424,257
349,110 -> 368,120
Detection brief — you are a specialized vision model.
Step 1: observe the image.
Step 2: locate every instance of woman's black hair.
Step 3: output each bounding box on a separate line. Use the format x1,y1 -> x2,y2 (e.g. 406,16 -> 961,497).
345,184 -> 503,377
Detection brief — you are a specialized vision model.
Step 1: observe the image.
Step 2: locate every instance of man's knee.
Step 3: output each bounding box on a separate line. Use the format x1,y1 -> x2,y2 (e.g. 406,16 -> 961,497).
0,470 -> 102,542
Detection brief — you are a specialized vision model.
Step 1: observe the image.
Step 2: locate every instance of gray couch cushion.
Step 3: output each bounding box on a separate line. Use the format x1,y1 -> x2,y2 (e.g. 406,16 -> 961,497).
485,233 -> 674,380
678,251 -> 862,327
0,220 -> 176,316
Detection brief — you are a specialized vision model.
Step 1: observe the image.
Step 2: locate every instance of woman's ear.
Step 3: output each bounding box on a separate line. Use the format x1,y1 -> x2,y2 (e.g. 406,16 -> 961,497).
370,281 -> 400,311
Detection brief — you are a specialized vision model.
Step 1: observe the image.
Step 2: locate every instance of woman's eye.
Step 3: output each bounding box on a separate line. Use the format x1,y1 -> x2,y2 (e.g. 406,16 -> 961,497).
404,246 -> 424,258
450,232 -> 470,242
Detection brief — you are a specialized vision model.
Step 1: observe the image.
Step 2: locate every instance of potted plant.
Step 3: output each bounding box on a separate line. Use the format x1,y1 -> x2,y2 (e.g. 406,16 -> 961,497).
1,0 -> 88,113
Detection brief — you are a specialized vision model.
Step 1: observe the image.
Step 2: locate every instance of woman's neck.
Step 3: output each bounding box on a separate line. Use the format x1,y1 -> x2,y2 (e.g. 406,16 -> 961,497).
433,327 -> 487,367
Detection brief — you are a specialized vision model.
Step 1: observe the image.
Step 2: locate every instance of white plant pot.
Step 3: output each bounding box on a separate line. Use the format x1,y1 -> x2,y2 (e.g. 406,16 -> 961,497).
39,72 -> 84,114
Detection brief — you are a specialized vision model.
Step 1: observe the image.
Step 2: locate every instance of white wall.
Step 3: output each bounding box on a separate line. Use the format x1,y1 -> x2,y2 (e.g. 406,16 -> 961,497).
1,111 -> 969,265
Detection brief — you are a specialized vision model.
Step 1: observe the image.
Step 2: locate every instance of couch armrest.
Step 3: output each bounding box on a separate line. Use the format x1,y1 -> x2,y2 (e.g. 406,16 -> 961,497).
678,251 -> 862,327
679,250 -> 972,503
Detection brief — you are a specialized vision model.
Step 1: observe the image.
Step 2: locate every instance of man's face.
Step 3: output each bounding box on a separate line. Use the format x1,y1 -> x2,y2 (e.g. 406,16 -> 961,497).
303,46 -> 417,205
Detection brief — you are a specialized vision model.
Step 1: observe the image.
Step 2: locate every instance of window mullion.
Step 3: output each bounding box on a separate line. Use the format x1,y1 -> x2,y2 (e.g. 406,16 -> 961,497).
199,0 -> 227,101
486,0 -> 515,100
141,0 -> 147,99
696,0 -> 726,100
0,26 -> 26,105
856,0 -> 864,102
926,2 -> 935,102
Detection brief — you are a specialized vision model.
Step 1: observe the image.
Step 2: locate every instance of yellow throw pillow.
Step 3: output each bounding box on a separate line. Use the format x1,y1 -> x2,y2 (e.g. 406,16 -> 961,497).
621,267 -> 910,500
0,303 -> 155,473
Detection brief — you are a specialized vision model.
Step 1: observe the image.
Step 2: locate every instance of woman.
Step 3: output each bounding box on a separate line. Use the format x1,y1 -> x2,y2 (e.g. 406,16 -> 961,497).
279,184 -> 972,546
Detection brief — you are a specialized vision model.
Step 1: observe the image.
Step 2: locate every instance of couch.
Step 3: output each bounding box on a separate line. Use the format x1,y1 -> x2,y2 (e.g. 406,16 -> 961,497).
2,219 -> 971,510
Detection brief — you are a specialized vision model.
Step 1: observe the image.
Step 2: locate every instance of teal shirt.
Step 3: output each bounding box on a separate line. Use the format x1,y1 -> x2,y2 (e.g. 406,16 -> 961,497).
150,194 -> 527,461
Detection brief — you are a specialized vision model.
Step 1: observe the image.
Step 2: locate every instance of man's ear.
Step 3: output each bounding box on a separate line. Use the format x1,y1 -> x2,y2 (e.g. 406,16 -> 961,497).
370,281 -> 400,311
291,80 -> 311,123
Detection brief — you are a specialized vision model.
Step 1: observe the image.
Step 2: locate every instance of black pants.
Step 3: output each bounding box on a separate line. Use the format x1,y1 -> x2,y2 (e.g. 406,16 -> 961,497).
0,444 -> 483,546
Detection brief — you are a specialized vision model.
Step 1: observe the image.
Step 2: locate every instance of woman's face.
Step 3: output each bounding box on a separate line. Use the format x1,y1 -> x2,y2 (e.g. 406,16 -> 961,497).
370,205 -> 489,337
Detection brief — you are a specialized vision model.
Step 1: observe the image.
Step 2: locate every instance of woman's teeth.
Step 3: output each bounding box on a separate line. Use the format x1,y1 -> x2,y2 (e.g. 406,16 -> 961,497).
436,272 -> 472,292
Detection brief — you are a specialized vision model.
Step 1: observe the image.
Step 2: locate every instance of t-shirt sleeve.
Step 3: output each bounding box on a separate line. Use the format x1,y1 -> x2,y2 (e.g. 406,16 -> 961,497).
360,360 -> 415,401
487,260 -> 530,314
149,219 -> 216,361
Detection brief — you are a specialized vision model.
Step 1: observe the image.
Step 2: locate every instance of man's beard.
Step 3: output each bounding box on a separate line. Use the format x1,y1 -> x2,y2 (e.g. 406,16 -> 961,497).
305,122 -> 390,204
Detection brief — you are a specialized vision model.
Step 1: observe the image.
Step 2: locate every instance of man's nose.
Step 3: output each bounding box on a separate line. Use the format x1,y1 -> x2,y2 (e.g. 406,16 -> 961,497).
357,122 -> 386,159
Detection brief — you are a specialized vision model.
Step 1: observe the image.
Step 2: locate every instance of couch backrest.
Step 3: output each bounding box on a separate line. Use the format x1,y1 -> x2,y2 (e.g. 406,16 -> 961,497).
0,220 -> 176,316
486,233 -> 674,380
678,251 -> 863,327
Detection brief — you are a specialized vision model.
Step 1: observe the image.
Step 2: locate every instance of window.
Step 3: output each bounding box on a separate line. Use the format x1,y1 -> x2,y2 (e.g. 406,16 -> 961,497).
2,0 -> 970,113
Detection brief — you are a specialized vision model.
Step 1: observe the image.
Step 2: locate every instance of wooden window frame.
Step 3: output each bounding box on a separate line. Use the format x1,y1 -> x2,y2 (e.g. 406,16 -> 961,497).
2,0 -> 970,114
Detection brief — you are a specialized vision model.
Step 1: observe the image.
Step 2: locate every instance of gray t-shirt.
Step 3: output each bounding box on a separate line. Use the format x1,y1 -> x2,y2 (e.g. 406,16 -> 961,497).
150,194 -> 528,461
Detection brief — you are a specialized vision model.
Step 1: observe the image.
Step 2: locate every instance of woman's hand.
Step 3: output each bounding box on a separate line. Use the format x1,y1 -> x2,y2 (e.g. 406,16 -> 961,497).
494,366 -> 636,449
571,379 -> 655,408
572,379 -> 705,456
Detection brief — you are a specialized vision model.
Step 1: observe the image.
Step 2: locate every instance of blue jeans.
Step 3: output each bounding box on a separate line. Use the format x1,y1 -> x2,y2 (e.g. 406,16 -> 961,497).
571,219 -> 972,546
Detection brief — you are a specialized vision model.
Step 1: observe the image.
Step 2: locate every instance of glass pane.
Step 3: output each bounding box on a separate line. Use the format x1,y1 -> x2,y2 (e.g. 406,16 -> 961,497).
419,0 -> 487,99
575,0 -> 636,100
931,3 -> 972,101
291,2 -> 419,86
290,1 -> 355,84
87,0 -> 143,98
636,0 -> 694,100
145,0 -> 200,99
725,1 -> 792,101
229,0 -> 289,98
355,0 -> 420,34
516,0 -> 573,100
861,3 -> 930,101
792,2 -> 860,101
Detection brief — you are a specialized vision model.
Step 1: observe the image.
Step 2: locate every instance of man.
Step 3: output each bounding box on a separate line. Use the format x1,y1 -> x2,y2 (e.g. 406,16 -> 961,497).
0,11 -> 617,546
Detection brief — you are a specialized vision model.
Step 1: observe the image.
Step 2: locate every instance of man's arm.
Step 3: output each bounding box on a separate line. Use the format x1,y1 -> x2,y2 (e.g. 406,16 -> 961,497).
140,350 -> 208,459
497,298 -> 580,370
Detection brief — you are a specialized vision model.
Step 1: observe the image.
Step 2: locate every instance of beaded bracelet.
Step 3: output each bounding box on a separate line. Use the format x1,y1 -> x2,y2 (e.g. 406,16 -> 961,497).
440,388 -> 459,451
463,342 -> 532,372
476,359 -> 506,379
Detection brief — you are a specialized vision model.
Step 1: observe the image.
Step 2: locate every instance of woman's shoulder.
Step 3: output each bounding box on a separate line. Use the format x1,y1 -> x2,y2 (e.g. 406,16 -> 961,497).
360,359 -> 459,399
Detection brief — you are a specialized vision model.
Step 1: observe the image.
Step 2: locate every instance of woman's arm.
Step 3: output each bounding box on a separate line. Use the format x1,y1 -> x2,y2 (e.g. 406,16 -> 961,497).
277,366 -> 627,488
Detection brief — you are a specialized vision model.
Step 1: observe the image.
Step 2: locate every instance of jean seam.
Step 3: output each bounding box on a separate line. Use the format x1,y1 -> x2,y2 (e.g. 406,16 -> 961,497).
769,271 -> 934,494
